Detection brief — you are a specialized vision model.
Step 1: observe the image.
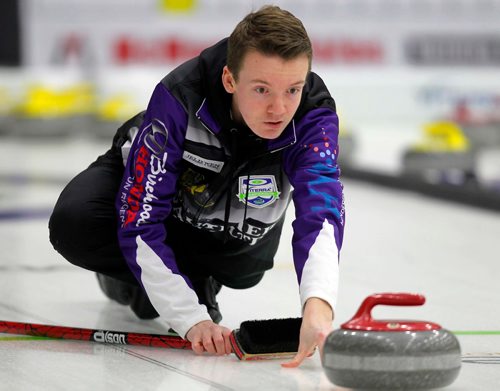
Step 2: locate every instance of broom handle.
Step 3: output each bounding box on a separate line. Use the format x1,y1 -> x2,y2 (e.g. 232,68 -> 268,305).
0,320 -> 192,349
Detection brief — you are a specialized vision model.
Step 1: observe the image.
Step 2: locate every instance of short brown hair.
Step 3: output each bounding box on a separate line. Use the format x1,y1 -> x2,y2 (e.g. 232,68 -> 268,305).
227,5 -> 312,80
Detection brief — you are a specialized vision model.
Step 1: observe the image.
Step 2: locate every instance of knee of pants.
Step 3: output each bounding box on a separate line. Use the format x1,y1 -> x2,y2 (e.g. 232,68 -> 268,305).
49,195 -> 118,266
48,198 -> 90,260
49,205 -> 125,273
49,200 -> 75,252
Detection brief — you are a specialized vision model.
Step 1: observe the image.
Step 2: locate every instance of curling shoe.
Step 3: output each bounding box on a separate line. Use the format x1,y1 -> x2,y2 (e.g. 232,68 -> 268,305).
129,288 -> 160,320
192,276 -> 223,324
96,273 -> 134,305
96,273 -> 159,319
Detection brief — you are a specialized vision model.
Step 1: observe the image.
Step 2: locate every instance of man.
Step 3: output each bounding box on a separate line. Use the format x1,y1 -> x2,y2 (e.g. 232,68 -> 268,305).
49,5 -> 344,367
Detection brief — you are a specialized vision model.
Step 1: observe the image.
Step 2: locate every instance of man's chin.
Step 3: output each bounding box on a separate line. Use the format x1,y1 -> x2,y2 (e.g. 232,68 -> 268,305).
252,125 -> 287,140
255,131 -> 282,140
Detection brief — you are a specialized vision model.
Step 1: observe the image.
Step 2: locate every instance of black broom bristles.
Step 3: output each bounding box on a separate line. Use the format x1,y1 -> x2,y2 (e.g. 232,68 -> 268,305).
236,317 -> 302,354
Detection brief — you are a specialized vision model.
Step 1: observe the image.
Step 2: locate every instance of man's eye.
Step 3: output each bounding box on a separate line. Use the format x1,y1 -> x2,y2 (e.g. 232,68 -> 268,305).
255,87 -> 267,94
288,88 -> 301,95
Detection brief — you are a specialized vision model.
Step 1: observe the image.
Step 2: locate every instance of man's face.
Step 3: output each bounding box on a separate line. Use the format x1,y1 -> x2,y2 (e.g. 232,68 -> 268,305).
222,50 -> 309,140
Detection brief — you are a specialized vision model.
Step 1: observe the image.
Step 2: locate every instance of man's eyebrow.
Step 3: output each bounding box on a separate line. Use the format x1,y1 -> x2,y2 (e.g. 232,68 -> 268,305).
250,79 -> 306,86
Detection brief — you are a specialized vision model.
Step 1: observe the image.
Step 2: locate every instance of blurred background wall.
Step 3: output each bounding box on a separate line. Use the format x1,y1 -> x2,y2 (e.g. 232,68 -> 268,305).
1,0 -> 500,197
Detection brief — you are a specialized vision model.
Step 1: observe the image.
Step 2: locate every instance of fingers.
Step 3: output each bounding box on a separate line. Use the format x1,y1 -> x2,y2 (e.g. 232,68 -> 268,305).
186,320 -> 233,356
281,349 -> 310,368
191,340 -> 205,355
202,329 -> 226,355
223,328 -> 233,353
317,330 -> 327,357
281,330 -> 326,368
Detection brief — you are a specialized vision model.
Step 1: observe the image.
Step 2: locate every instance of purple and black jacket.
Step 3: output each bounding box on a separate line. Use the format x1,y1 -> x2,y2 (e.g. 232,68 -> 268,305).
115,39 -> 345,337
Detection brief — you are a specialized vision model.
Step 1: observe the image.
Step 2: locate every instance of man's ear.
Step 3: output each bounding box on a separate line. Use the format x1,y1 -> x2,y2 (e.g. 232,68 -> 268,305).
222,66 -> 236,93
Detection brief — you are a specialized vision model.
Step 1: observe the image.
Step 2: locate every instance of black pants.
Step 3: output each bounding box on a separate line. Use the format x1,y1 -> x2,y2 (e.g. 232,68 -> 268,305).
49,148 -> 274,290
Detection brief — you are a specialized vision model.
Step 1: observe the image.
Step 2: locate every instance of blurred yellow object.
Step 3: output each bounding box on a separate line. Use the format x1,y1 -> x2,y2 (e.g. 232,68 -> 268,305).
96,94 -> 140,122
411,121 -> 470,153
339,126 -> 350,137
336,108 -> 350,136
0,88 -> 13,115
159,0 -> 196,12
14,83 -> 95,118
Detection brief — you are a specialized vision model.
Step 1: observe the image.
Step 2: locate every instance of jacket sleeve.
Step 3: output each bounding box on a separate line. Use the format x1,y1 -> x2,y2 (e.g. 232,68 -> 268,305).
116,82 -> 211,337
283,107 -> 345,313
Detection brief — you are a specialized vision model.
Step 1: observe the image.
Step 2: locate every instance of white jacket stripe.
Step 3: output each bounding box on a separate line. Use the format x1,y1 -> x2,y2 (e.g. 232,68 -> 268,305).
299,219 -> 339,312
136,236 -> 211,337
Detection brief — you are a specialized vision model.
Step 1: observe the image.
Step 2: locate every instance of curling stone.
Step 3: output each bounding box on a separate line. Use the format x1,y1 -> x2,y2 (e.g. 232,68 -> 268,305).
322,293 -> 461,390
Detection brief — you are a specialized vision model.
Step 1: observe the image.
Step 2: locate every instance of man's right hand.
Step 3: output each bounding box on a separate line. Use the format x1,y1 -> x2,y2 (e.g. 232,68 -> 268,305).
186,320 -> 233,355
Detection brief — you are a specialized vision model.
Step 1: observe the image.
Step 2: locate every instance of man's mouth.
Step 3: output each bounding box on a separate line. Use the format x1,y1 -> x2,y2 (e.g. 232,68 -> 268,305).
265,120 -> 283,127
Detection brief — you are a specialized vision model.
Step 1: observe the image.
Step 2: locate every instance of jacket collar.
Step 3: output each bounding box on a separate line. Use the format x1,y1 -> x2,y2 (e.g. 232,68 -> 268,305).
195,98 -> 297,153
195,98 -> 221,136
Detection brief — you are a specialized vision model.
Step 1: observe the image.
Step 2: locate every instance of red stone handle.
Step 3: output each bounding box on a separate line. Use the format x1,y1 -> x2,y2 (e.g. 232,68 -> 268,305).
341,293 -> 441,331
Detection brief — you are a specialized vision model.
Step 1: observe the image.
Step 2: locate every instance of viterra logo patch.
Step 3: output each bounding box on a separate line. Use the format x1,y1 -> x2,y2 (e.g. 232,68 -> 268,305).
237,175 -> 280,208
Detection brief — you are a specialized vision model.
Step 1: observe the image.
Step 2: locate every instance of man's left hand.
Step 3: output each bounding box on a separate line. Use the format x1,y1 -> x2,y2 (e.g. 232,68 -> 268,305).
281,297 -> 333,368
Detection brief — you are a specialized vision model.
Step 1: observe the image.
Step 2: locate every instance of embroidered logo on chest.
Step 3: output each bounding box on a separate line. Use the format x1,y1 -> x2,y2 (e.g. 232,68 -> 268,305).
237,175 -> 280,208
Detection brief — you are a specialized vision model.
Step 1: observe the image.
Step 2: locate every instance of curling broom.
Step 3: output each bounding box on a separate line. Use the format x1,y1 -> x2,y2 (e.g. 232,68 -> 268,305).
0,318 -> 302,360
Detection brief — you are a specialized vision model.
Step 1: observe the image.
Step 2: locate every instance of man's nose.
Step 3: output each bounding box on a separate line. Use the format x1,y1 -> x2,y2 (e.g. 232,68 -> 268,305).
268,95 -> 286,115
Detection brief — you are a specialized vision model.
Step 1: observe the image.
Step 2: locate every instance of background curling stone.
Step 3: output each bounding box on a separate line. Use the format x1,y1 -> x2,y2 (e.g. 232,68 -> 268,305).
322,293 -> 461,390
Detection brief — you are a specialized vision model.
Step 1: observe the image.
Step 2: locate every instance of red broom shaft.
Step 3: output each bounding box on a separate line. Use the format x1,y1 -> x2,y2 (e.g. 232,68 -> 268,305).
0,320 -> 192,349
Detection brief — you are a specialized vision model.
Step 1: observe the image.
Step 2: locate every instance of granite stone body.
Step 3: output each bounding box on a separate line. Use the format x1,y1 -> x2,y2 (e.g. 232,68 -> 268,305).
322,328 -> 461,389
